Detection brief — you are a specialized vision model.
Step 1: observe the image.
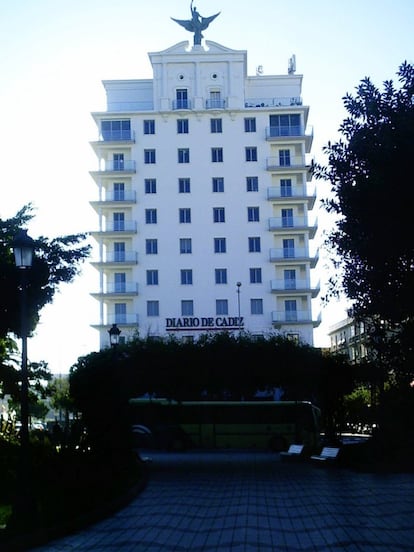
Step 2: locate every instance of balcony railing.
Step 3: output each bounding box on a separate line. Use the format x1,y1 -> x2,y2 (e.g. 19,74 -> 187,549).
268,216 -> 317,233
107,314 -> 139,326
172,99 -> 192,110
91,251 -> 138,264
98,191 -> 137,203
272,310 -> 314,323
94,221 -> 137,233
270,279 -> 320,297
93,283 -> 138,295
206,99 -> 226,109
267,185 -> 316,201
266,156 -> 309,170
269,248 -> 319,267
244,96 -> 302,108
100,130 -> 135,142
101,160 -> 136,172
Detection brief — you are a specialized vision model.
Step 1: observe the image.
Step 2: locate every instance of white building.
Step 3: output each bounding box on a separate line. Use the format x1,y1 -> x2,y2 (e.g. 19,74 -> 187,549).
90,37 -> 320,349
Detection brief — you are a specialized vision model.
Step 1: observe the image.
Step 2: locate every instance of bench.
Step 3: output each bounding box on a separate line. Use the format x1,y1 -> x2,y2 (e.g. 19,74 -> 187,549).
280,444 -> 304,461
311,447 -> 340,463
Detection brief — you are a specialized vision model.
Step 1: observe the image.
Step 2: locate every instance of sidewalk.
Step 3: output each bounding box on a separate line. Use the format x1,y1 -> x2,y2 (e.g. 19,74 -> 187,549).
31,450 -> 414,551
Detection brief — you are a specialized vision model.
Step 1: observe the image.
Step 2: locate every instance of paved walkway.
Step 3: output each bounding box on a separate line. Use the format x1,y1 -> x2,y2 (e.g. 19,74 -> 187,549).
32,451 -> 414,551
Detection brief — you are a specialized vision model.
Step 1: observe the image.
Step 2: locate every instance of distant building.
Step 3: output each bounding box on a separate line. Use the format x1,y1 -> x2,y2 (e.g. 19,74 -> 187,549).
89,29 -> 319,348
328,317 -> 367,362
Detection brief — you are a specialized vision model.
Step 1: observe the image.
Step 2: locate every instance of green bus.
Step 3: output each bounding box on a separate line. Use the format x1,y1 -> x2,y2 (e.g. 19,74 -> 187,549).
130,399 -> 321,452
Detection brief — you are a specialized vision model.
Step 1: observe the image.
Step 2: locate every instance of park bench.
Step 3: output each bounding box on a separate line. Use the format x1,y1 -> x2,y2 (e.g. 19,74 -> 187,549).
280,444 -> 304,461
311,447 -> 340,463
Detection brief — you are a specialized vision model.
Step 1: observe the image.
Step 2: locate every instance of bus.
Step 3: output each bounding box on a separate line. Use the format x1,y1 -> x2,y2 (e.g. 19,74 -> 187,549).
130,399 -> 321,452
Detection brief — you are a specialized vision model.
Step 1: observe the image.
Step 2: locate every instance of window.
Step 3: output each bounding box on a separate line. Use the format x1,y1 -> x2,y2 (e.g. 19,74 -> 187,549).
145,209 -> 157,224
214,237 -> 226,253
180,238 -> 192,254
279,149 -> 291,166
210,118 -> 222,133
280,179 -> 292,197
181,300 -> 194,316
144,149 -> 156,164
250,268 -> 262,284
216,299 -> 228,315
114,273 -> 126,293
113,212 -> 125,231
113,153 -> 124,171
177,119 -> 189,133
146,239 -> 158,255
284,269 -> 296,290
179,178 -> 191,193
245,147 -> 257,162
283,238 -> 295,258
244,117 -> 256,132
143,119 -> 155,134
181,269 -> 193,285
248,237 -> 261,252
211,148 -> 223,162
101,119 -> 131,141
147,300 -> 159,317
215,268 -> 227,284
247,207 -> 260,222
146,270 -> 159,285
114,303 -> 127,324
250,298 -> 263,315
246,176 -> 258,192
176,89 -> 189,109
212,177 -> 224,193
114,242 -> 125,262
113,182 -> 125,201
285,299 -> 297,321
213,207 -> 225,223
178,148 -> 190,163
282,208 -> 294,227
269,114 -> 301,137
179,208 -> 191,223
145,178 -> 157,194
208,91 -> 223,109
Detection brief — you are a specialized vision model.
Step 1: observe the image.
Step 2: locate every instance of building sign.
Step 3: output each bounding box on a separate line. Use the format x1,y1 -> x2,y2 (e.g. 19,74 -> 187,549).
165,316 -> 244,331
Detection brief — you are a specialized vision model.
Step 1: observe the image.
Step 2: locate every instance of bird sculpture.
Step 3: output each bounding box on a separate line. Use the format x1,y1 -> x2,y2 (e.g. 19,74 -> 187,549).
171,1 -> 220,46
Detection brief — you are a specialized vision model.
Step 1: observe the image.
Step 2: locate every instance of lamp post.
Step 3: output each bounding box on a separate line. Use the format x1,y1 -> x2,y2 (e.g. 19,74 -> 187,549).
236,282 -> 242,334
12,228 -> 36,528
108,323 -> 121,348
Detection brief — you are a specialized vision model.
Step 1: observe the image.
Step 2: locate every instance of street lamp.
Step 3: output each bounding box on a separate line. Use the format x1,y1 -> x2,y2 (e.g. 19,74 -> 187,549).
108,323 -> 121,347
236,282 -> 242,334
12,228 -> 36,528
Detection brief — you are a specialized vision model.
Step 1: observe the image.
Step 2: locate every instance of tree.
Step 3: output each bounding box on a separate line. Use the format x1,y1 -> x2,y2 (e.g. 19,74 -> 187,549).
313,61 -> 414,383
0,205 -> 91,401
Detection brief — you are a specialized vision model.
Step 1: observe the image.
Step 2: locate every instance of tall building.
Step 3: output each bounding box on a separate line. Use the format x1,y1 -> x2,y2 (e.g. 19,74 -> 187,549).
90,19 -> 319,348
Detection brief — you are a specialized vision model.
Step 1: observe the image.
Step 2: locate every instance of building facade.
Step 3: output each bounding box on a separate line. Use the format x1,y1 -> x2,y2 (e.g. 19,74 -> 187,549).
328,317 -> 367,363
90,39 -> 320,348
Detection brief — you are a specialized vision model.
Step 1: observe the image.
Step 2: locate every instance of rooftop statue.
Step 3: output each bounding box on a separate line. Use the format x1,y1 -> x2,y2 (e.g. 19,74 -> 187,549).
171,1 -> 220,46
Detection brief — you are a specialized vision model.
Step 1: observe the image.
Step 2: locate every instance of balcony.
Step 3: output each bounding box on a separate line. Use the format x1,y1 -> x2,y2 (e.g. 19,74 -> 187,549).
268,216 -> 317,238
92,130 -> 135,144
91,251 -> 138,267
172,99 -> 192,110
244,96 -> 302,108
266,156 -> 310,172
91,283 -> 138,298
266,126 -> 313,150
90,191 -> 137,209
267,185 -> 316,208
206,99 -> 226,109
270,279 -> 320,298
91,314 -> 139,328
272,310 -> 321,327
91,160 -> 136,175
90,221 -> 137,237
269,248 -> 319,268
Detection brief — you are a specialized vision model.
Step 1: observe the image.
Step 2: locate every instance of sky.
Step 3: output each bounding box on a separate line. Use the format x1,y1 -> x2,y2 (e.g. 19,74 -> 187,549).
1,0 -> 413,373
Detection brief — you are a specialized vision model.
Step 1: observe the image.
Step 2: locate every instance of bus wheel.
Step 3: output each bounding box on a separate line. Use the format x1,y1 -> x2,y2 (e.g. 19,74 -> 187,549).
269,435 -> 286,452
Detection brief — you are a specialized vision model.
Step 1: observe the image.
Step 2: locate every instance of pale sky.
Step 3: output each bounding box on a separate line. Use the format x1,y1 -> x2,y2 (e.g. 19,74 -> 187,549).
1,0 -> 413,372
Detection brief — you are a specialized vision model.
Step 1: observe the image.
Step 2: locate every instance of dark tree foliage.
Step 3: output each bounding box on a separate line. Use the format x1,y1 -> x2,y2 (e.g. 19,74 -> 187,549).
313,62 -> 414,325
69,333 -> 352,452
0,204 -> 91,338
